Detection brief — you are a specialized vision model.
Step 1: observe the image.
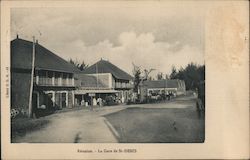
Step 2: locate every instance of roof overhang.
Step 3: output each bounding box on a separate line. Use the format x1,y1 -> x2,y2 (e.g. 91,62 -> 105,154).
75,89 -> 119,94
35,67 -> 75,74
147,88 -> 178,90
34,85 -> 76,90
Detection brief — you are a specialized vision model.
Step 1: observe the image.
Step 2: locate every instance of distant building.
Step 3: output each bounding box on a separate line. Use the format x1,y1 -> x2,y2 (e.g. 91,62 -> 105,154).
139,79 -> 186,102
75,59 -> 134,105
11,36 -> 79,117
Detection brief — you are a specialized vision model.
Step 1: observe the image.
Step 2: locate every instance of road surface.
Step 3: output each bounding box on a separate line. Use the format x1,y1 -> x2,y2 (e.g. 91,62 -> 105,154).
12,94 -> 202,143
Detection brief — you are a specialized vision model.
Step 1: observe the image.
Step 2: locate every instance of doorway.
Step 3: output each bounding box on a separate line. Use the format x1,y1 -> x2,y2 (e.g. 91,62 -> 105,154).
32,92 -> 39,116
62,93 -> 66,108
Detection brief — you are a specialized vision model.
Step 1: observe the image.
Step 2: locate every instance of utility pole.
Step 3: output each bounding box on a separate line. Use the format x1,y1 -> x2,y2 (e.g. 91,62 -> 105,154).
28,36 -> 36,118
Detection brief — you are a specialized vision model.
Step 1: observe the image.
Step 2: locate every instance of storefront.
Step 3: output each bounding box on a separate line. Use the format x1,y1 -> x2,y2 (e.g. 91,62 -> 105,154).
74,89 -> 119,106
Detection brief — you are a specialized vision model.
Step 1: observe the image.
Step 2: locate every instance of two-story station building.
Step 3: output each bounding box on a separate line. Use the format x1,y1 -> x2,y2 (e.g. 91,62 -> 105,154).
74,59 -> 134,105
11,36 -> 80,117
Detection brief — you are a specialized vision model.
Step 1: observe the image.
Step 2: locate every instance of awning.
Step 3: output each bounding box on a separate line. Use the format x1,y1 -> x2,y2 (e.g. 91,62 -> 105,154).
147,88 -> 177,91
74,89 -> 120,94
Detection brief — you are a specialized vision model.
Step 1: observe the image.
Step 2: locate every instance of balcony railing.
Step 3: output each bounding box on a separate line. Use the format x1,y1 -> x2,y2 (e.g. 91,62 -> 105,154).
35,77 -> 74,87
115,82 -> 133,89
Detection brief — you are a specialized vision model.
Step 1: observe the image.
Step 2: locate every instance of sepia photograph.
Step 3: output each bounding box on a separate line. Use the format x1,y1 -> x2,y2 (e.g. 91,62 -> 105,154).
10,6 -> 205,143
2,1 -> 249,159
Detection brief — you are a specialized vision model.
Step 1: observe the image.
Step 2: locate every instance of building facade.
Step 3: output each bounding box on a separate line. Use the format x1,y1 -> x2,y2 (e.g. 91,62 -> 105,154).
11,37 -> 79,117
75,59 -> 134,105
139,79 -> 186,102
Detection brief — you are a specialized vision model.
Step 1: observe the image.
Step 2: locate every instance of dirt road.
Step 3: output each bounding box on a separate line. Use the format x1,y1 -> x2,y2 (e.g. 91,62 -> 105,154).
12,94 -> 203,143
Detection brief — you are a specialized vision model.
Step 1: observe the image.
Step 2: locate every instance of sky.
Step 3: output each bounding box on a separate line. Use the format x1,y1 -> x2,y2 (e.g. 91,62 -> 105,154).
11,2 -> 205,77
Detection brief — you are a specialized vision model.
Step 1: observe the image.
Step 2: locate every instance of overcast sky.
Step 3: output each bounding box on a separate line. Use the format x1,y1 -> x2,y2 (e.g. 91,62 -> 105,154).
11,3 -> 205,76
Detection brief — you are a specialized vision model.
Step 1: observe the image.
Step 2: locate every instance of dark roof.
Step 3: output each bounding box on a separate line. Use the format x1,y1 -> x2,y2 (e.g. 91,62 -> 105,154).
11,38 -> 80,73
75,74 -> 108,88
82,59 -> 133,80
166,80 -> 180,88
142,79 -> 184,89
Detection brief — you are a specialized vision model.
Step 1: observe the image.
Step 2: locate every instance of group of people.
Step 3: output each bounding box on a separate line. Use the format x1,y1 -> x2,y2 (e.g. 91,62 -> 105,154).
79,94 -> 127,107
80,97 -> 103,107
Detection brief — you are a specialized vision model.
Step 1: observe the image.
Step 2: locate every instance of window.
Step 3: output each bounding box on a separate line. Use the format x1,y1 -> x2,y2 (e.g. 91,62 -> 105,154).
54,72 -> 60,86
69,74 -> 73,86
62,73 -> 67,85
38,71 -> 46,85
47,71 -> 53,85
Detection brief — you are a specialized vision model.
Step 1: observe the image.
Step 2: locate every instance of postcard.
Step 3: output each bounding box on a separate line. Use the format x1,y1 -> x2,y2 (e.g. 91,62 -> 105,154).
1,0 -> 249,159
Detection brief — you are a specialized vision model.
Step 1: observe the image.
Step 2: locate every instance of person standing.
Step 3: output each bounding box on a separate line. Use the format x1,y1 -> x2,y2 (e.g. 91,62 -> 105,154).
97,97 -> 102,107
121,96 -> 125,103
93,97 -> 97,106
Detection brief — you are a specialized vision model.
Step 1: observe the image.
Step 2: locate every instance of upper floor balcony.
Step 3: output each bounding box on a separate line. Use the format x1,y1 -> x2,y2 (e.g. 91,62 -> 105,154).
34,70 -> 75,87
115,81 -> 133,89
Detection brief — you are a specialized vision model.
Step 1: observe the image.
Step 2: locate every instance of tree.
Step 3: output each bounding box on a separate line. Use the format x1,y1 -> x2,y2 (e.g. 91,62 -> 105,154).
170,66 -> 177,79
165,74 -> 169,80
68,58 -> 88,71
132,63 -> 142,93
143,68 -> 155,80
78,60 -> 88,71
175,67 -> 185,80
169,62 -> 205,90
157,72 -> 163,80
184,63 -> 200,90
69,58 -> 78,66
132,63 -> 156,93
197,65 -> 205,81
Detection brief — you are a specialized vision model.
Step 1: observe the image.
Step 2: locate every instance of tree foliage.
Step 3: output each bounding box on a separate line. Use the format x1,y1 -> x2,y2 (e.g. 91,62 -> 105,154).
131,62 -> 157,93
157,72 -> 163,80
69,58 -> 88,71
170,66 -> 177,79
132,63 -> 142,93
165,74 -> 169,80
170,63 -> 205,90
143,68 -> 156,80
